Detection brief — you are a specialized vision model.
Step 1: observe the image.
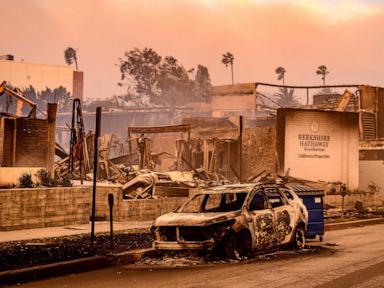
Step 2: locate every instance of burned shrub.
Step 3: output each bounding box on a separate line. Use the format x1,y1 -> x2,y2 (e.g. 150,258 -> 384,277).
19,173 -> 33,188
36,169 -> 56,187
59,177 -> 72,187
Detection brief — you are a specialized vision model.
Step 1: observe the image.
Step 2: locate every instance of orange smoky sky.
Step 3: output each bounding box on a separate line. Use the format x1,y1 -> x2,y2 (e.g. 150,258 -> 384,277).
1,0 -> 384,100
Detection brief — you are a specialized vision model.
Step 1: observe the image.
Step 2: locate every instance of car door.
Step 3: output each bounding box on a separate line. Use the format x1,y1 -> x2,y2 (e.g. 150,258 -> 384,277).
264,187 -> 294,246
246,189 -> 275,250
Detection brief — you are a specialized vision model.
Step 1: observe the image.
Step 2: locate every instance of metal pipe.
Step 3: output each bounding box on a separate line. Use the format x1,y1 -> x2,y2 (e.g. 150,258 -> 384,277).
255,82 -> 360,89
239,116 -> 244,182
91,107 -> 101,243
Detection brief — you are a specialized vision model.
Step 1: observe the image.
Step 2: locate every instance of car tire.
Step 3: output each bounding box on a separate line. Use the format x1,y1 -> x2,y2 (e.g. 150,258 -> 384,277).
225,230 -> 252,260
293,225 -> 306,249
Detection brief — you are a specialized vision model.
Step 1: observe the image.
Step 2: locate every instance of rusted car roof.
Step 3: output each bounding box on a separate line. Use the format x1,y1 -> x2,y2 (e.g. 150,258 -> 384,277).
201,183 -> 257,194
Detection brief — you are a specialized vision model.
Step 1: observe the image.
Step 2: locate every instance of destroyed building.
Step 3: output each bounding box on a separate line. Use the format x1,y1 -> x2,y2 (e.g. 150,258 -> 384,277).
0,82 -> 58,186
309,85 -> 384,192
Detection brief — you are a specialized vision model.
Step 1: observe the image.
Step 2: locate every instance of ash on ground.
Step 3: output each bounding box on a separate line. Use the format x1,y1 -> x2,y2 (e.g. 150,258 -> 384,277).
136,245 -> 334,268
0,232 -> 154,272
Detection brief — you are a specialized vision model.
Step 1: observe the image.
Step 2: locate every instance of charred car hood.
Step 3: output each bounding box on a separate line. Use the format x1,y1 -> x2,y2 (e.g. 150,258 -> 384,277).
154,211 -> 240,227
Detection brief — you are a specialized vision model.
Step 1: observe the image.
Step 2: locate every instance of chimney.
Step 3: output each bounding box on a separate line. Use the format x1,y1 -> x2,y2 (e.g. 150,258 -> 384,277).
46,103 -> 57,174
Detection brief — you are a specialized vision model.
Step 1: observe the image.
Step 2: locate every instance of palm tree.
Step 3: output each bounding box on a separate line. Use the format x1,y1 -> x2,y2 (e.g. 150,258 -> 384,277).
275,87 -> 299,107
316,65 -> 329,86
222,52 -> 234,85
64,47 -> 78,70
275,66 -> 286,85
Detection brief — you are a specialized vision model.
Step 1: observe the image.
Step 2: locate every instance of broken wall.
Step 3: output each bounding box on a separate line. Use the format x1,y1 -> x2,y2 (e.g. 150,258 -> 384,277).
0,104 -> 57,173
242,126 -> 277,179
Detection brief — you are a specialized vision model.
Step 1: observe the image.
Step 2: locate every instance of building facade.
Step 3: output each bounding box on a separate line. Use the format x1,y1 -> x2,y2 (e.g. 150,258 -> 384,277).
277,108 -> 360,190
0,58 -> 83,99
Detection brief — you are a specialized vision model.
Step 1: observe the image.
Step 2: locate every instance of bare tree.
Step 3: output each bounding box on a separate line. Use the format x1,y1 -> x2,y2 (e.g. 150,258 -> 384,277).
275,66 -> 286,85
316,65 -> 329,86
222,52 -> 234,85
64,47 -> 78,70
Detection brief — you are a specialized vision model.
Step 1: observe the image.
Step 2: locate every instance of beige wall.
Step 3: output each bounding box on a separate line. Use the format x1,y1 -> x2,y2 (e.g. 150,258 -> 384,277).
325,192 -> 384,209
359,160 -> 384,192
282,110 -> 359,190
211,94 -> 255,115
0,60 -> 74,94
0,167 -> 43,187
210,83 -> 256,117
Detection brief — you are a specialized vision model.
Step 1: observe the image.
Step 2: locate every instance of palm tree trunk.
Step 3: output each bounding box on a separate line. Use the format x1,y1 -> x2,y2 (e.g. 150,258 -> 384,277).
74,57 -> 78,70
231,63 -> 234,85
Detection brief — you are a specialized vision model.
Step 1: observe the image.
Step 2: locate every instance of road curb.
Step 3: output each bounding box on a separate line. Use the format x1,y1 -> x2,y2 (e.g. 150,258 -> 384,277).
325,217 -> 384,231
0,248 -> 156,286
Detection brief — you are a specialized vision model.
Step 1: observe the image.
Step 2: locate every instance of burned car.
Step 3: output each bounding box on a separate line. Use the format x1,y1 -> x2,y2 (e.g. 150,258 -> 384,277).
153,183 -> 308,258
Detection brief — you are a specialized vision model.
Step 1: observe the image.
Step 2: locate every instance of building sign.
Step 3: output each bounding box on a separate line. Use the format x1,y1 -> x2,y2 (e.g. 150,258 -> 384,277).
297,122 -> 330,159
279,109 -> 359,190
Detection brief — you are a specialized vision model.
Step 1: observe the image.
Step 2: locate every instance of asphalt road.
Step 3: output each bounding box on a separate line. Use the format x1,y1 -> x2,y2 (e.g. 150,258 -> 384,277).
10,224 -> 384,288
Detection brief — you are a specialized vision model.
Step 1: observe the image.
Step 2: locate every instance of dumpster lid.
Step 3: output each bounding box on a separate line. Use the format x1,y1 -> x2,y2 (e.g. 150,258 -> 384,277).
286,183 -> 324,196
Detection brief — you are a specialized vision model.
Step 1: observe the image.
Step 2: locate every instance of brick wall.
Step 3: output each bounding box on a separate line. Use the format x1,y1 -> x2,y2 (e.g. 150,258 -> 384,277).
0,187 -> 90,231
14,118 -> 50,167
90,184 -> 189,222
118,198 -> 186,221
0,104 -> 56,172
0,118 -> 15,166
0,185 -> 191,231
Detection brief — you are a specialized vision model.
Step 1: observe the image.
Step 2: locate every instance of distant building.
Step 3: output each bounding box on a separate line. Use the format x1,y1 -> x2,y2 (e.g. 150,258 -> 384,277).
0,56 -> 83,100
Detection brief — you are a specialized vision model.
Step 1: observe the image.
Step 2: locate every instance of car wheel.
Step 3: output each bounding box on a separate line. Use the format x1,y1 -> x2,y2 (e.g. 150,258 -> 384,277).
293,225 -> 306,249
225,230 -> 252,260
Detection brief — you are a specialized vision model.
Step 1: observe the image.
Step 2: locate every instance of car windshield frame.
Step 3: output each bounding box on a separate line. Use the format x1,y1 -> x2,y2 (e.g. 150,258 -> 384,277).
176,190 -> 250,213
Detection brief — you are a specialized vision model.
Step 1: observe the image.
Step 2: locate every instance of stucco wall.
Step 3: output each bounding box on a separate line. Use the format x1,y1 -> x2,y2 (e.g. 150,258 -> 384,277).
0,60 -> 74,94
325,192 -> 384,209
279,109 -> 359,190
0,167 -> 43,187
359,160 -> 384,192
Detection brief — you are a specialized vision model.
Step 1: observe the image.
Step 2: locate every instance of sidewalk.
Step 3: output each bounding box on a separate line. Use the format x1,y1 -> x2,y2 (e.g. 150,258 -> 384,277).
0,221 -> 153,243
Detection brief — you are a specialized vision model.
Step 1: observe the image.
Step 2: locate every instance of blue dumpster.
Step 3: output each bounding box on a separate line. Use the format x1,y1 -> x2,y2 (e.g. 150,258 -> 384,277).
287,184 -> 325,241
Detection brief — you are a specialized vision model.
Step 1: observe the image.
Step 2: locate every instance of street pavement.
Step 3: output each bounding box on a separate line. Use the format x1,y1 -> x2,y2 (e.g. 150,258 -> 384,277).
8,223 -> 384,288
